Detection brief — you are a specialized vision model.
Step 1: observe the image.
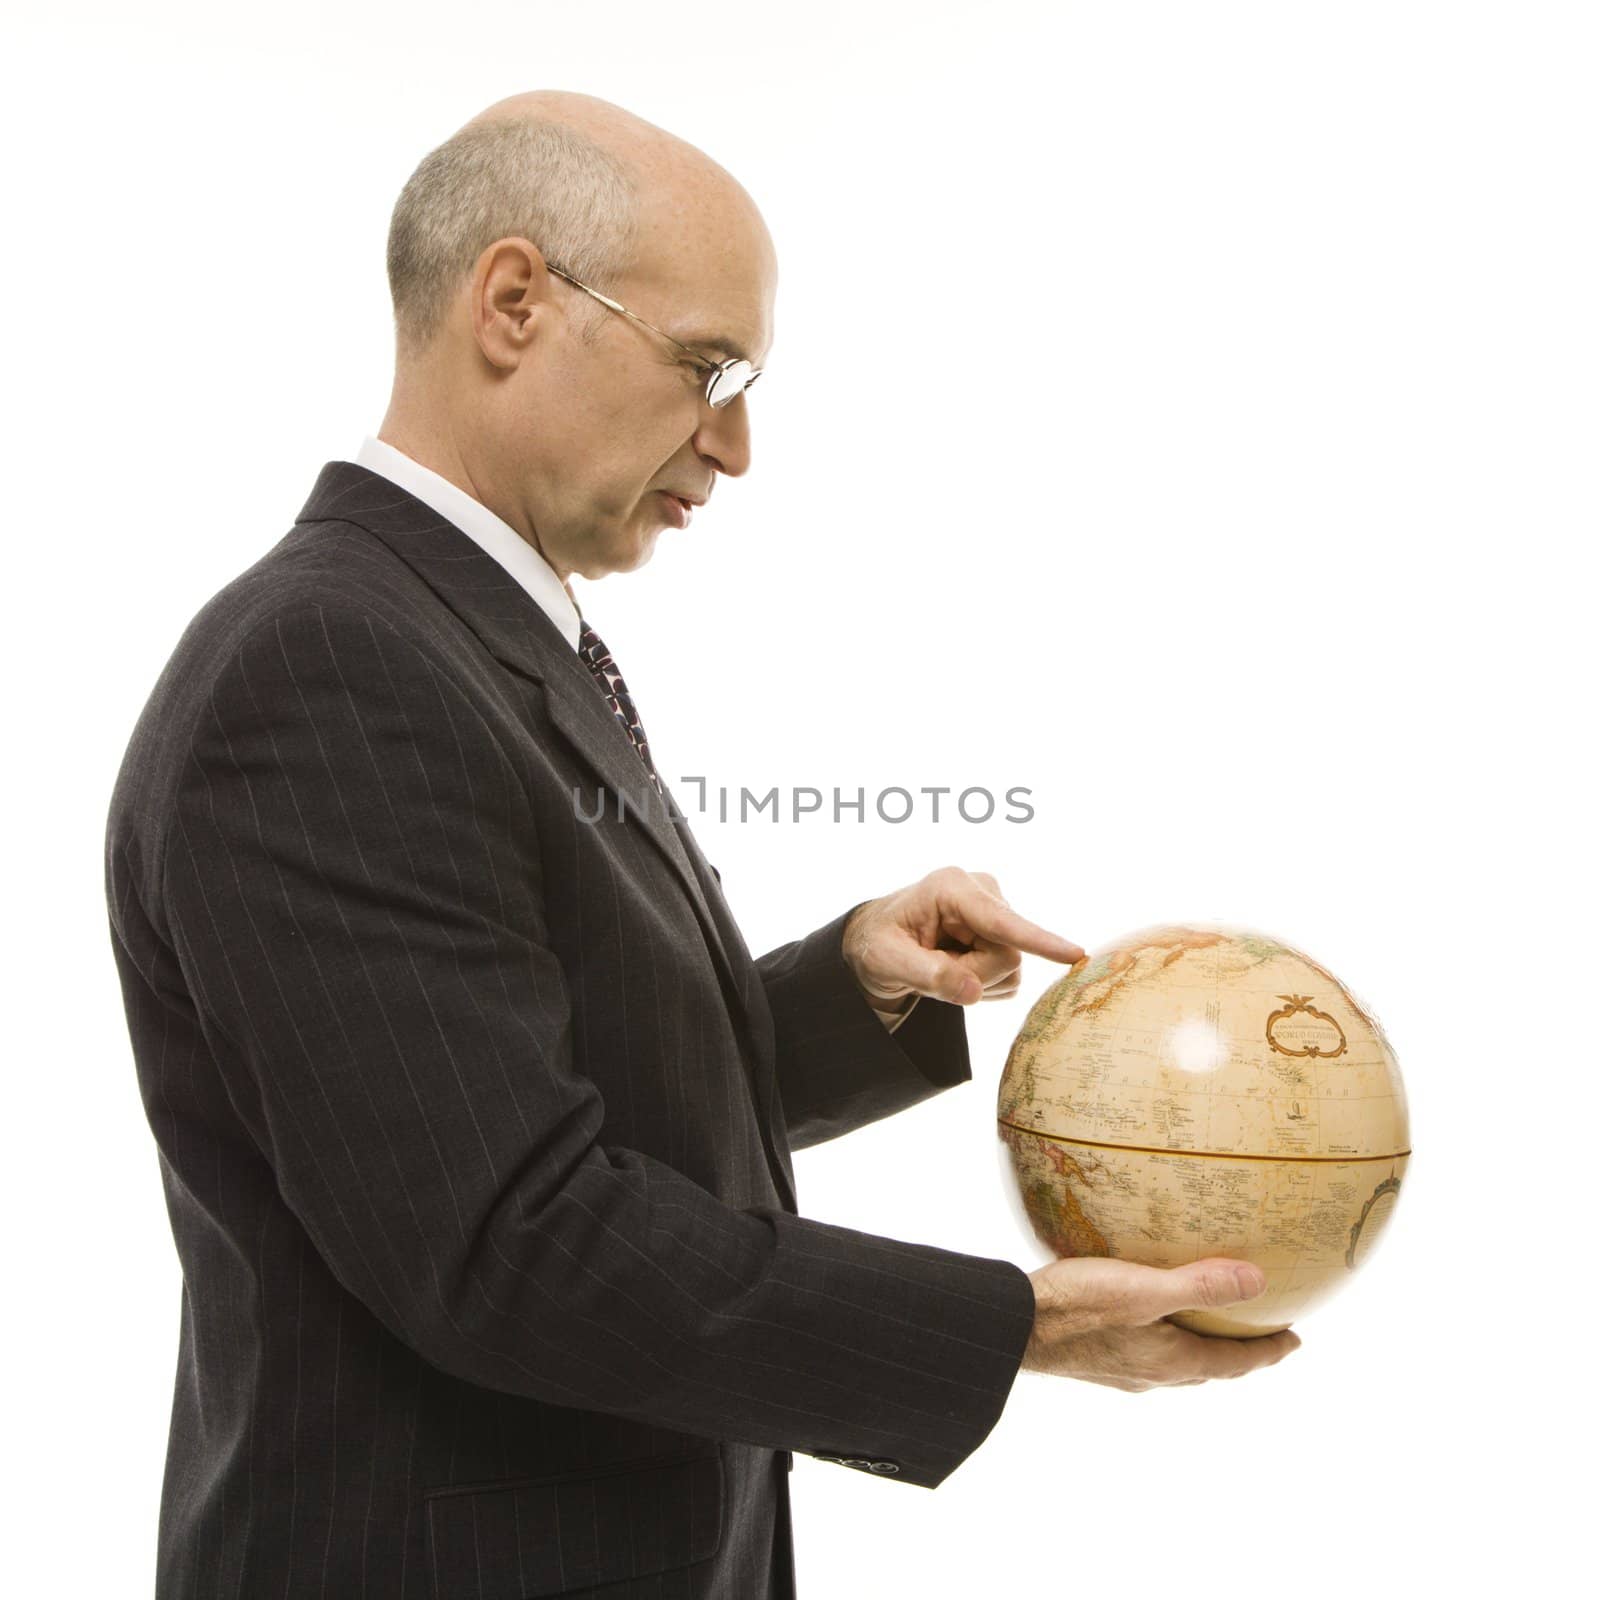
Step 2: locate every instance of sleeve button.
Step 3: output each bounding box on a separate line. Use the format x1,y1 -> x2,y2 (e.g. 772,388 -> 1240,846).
813,1452 -> 900,1475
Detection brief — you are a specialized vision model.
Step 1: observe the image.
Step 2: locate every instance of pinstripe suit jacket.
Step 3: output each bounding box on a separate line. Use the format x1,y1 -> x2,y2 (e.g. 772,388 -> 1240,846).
103,460 -> 1036,1599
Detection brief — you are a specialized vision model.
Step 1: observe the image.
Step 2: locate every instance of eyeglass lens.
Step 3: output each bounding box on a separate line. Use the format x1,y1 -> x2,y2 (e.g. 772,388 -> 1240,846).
706,359 -> 757,408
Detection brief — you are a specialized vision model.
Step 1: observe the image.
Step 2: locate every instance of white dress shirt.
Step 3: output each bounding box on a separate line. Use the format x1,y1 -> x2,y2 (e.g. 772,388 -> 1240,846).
354,435 -> 582,650
349,433 -> 917,1034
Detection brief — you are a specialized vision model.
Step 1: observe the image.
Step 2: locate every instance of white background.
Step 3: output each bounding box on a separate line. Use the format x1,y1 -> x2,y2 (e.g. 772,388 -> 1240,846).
6,2 -> 1596,1593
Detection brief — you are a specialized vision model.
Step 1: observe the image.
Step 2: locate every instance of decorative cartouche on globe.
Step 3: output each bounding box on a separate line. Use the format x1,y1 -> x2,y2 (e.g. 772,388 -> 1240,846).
997,924 -> 1410,1337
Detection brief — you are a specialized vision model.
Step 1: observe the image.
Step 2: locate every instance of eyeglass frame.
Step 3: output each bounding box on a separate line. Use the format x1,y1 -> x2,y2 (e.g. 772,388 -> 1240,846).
543,261 -> 763,409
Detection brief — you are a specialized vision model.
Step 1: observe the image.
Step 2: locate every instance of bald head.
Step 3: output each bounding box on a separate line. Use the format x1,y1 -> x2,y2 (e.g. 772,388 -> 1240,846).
465,89 -> 721,188
386,90 -> 774,362
465,91 -> 771,242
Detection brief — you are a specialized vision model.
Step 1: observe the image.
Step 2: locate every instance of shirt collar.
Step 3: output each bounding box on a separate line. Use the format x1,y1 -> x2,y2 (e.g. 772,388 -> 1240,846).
352,435 -> 582,652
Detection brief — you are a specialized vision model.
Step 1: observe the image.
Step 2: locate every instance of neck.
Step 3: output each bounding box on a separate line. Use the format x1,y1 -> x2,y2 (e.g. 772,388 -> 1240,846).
377,378 -> 572,582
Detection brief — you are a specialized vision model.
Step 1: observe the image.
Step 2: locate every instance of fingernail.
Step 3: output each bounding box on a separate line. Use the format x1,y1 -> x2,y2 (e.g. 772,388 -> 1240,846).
1234,1268 -> 1265,1297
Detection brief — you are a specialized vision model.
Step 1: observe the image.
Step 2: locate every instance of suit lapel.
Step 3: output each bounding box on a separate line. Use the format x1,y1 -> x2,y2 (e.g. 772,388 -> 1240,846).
295,461 -> 794,1209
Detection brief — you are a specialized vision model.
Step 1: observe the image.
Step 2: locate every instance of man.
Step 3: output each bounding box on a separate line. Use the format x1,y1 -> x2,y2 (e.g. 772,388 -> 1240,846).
103,91 -> 1299,1598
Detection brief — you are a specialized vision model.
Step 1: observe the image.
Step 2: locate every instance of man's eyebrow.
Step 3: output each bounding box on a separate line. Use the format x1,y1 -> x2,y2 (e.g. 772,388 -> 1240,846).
679,333 -> 757,365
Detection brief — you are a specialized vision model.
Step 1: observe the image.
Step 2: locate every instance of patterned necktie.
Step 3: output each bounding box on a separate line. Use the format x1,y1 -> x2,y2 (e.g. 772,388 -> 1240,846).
576,618 -> 663,794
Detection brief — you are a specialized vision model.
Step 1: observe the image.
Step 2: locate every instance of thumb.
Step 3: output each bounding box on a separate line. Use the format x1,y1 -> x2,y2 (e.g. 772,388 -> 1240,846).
1161,1257 -> 1267,1317
1033,1256 -> 1269,1335
899,942 -> 983,1005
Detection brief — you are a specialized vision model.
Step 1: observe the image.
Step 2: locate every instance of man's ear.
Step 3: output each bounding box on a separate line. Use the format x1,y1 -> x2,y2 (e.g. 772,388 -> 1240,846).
471,237 -> 552,371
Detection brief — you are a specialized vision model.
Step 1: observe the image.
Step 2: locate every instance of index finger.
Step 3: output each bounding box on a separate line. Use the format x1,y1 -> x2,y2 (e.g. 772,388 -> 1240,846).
954,889 -> 1085,964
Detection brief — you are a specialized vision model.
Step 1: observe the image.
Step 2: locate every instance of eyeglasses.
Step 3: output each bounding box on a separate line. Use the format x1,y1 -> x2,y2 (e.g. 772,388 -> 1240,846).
544,261 -> 762,409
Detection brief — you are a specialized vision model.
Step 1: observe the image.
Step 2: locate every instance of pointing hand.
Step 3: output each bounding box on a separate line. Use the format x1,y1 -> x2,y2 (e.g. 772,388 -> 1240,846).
842,866 -> 1085,1011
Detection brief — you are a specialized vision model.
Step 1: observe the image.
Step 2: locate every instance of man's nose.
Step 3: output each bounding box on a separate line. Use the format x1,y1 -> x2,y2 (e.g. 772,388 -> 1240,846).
692,393 -> 752,479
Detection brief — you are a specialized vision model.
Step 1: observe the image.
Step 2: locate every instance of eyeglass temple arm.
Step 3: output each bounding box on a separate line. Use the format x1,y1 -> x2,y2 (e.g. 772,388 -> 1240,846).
547,261 -> 759,382
546,263 -> 719,368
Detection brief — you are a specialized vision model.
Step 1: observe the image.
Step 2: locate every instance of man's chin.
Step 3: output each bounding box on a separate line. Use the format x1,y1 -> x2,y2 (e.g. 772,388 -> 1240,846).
573,528 -> 658,581
616,523 -> 662,574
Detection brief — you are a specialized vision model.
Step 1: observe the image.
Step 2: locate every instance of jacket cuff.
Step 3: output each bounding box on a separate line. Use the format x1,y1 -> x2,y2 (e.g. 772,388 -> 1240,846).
777,1216 -> 1037,1488
758,902 -> 973,1151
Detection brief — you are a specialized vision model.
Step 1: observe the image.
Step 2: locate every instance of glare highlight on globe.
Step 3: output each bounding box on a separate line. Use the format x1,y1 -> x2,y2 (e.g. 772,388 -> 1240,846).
1166,1017 -> 1228,1075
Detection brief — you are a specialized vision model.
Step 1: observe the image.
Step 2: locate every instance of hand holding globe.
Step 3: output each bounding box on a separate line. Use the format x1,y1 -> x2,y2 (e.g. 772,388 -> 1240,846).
1019,1255 -> 1300,1390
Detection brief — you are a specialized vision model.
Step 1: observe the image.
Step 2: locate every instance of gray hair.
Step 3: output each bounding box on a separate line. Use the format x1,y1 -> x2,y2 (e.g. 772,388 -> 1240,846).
385,117 -> 641,358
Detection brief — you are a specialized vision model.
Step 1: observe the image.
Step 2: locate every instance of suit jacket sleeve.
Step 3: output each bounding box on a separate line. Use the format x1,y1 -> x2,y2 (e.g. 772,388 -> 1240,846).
756,907 -> 976,1152
159,603 -> 1034,1490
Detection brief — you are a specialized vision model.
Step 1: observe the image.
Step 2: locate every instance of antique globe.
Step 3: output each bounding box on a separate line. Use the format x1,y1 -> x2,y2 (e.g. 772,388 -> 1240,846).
997,923 -> 1409,1337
